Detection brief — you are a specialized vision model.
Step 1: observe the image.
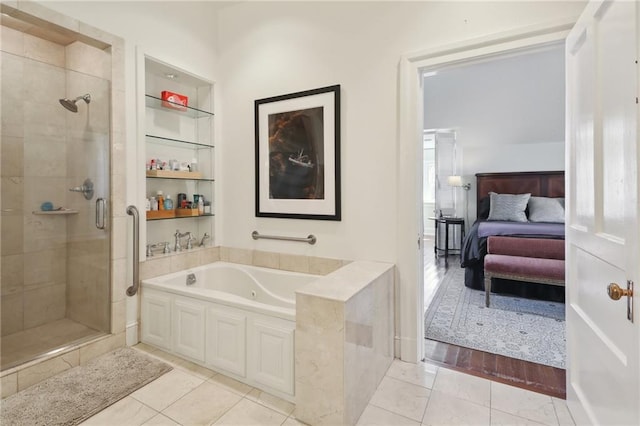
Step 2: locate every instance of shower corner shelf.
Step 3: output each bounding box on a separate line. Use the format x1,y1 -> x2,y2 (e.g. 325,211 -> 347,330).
32,209 -> 79,215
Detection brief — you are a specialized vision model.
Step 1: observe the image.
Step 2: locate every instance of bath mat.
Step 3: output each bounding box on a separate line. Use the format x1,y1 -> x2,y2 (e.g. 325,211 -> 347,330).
1,347 -> 172,426
425,266 -> 566,368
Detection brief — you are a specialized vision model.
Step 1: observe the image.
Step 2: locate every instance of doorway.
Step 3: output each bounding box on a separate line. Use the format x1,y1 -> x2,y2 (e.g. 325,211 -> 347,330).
420,44 -> 567,387
395,15 -> 576,366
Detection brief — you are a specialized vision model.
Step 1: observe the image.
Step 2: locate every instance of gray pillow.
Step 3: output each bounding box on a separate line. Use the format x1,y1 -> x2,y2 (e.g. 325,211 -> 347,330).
488,192 -> 531,222
528,196 -> 565,223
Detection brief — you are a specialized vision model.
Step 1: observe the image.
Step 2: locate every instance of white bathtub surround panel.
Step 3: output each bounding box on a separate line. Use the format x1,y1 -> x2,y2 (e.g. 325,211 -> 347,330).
309,256 -> 345,275
253,250 -> 280,269
299,261 -> 393,303
345,269 -> 395,424
140,263 -> 311,402
220,247 -> 249,264
295,261 -> 395,426
199,246 -> 221,265
170,250 -> 200,272
279,254 -> 310,273
294,294 -> 345,425
140,256 -> 173,280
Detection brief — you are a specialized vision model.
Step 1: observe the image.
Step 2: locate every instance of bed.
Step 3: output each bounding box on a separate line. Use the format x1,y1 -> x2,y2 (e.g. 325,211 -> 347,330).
460,171 -> 566,301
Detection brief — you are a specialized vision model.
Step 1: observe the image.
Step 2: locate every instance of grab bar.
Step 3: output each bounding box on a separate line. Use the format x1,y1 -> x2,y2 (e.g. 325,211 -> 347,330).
126,205 -> 140,296
251,230 -> 317,245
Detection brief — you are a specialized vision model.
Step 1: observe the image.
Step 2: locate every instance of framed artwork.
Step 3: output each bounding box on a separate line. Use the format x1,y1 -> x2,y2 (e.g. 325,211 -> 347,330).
255,84 -> 341,220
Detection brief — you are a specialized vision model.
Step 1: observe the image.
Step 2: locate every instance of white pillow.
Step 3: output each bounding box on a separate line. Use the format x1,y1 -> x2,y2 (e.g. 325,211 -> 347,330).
528,196 -> 565,223
487,192 -> 531,222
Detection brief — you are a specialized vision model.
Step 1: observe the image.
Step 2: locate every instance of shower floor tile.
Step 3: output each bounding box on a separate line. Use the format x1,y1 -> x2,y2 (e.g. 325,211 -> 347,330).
1,318 -> 103,370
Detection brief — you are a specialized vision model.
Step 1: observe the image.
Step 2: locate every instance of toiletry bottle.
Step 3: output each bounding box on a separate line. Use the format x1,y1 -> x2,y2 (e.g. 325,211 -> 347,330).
145,198 -> 151,211
197,196 -> 204,215
204,201 -> 211,215
164,195 -> 173,210
157,190 -> 164,211
150,197 -> 158,211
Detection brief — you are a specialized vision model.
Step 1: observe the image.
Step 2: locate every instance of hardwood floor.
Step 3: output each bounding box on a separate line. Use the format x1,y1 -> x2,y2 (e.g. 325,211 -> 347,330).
423,237 -> 566,399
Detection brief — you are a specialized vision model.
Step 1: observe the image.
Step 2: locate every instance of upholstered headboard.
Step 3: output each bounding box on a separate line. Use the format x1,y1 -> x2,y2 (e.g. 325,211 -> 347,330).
476,171 -> 565,217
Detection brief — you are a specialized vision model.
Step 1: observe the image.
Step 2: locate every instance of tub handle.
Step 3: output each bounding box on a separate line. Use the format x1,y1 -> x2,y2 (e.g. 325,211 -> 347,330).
251,230 -> 317,245
126,205 -> 140,296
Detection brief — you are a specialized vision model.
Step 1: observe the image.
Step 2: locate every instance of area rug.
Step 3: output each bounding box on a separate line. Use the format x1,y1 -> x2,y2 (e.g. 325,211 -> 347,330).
424,267 -> 566,369
1,347 -> 172,426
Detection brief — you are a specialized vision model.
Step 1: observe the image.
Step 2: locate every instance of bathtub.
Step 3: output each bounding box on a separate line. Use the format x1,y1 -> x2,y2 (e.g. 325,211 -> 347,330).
142,261 -> 320,320
140,261 -> 321,400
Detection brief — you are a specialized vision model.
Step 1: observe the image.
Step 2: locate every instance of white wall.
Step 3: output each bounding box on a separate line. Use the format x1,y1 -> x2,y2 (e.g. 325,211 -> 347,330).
216,1 -> 582,263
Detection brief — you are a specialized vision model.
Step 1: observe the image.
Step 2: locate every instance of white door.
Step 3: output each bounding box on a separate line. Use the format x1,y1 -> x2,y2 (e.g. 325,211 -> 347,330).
566,0 -> 639,424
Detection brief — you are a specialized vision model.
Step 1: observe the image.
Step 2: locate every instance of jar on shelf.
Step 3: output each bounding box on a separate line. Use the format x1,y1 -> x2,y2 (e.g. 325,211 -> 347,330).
156,190 -> 165,210
164,195 -> 173,210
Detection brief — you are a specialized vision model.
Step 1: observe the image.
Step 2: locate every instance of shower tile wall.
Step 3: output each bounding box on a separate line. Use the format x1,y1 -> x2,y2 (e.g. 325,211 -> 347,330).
1,25 -> 68,336
0,25 -> 111,337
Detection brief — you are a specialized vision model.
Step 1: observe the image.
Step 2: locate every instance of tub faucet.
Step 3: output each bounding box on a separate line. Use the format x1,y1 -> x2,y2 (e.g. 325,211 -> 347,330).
146,242 -> 170,257
186,233 -> 195,250
199,232 -> 210,247
174,229 -> 191,252
186,273 -> 197,286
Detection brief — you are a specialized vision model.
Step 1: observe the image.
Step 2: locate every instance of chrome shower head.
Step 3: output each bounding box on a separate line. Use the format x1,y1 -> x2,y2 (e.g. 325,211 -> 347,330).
59,94 -> 91,113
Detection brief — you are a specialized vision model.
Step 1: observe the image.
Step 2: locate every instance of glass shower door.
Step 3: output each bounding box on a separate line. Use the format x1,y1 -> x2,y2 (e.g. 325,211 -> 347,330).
0,49 -> 111,371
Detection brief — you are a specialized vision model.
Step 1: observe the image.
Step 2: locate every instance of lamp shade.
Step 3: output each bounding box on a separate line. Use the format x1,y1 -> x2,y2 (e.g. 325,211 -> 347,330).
447,175 -> 463,187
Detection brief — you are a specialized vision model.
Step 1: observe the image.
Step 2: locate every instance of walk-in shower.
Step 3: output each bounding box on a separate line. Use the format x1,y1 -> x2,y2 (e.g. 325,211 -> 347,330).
59,93 -> 91,113
1,17 -> 111,371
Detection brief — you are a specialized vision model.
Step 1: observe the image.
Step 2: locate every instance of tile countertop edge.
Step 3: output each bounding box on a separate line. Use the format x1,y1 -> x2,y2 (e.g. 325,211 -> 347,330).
295,260 -> 395,303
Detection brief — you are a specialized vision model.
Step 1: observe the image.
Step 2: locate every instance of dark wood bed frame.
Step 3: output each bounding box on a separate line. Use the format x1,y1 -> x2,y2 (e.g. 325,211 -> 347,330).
476,171 -> 565,216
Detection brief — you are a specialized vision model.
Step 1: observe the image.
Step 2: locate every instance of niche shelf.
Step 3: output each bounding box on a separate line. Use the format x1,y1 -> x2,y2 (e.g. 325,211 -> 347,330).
145,94 -> 214,119
142,54 -> 216,253
32,210 -> 79,215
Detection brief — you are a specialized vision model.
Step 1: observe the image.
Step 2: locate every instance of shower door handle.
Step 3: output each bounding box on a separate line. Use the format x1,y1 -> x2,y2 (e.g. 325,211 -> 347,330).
96,198 -> 106,230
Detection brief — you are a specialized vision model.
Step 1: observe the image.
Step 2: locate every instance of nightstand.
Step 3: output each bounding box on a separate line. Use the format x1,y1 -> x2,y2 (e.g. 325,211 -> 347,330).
429,217 -> 465,260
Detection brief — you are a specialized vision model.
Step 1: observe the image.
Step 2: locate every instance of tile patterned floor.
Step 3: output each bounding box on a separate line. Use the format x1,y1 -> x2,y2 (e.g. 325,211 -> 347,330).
79,343 -> 576,426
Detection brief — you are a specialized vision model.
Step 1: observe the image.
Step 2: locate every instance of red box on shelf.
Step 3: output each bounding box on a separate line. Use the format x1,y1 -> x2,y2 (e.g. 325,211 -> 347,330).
161,91 -> 188,111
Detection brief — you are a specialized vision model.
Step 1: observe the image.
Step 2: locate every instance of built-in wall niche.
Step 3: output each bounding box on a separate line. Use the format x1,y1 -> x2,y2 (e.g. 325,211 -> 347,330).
141,54 -> 215,256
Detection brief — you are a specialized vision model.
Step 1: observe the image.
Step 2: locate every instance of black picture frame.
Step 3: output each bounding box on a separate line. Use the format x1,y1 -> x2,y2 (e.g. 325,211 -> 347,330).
255,85 -> 341,220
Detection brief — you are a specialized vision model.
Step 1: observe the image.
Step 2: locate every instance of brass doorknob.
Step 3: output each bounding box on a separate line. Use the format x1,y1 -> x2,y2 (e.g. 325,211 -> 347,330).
608,283 -> 632,300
